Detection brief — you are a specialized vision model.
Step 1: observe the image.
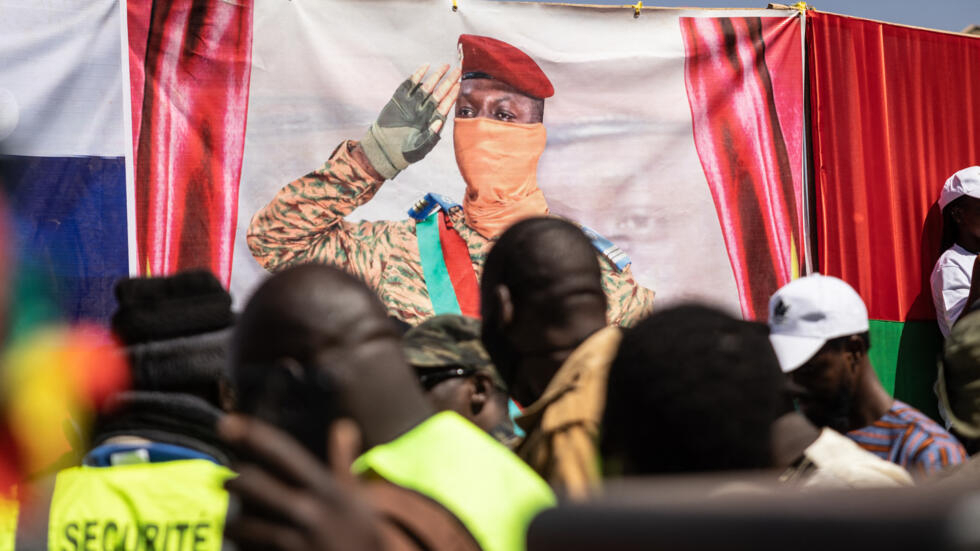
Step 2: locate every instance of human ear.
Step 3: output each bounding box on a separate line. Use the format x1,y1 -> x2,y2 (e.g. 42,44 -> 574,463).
469,373 -> 492,415
495,284 -> 514,326
844,336 -> 865,373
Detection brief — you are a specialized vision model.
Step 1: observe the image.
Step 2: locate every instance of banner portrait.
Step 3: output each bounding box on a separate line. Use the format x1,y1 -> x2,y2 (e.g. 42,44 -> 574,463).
2,0 -> 807,326
130,0 -> 803,322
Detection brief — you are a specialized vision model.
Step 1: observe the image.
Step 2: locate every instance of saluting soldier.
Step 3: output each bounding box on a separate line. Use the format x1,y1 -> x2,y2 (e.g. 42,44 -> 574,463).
248,34 -> 654,326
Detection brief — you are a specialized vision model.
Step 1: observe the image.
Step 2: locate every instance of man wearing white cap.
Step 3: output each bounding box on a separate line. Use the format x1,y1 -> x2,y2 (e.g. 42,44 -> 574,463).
931,166 -> 980,338
768,274 -> 966,477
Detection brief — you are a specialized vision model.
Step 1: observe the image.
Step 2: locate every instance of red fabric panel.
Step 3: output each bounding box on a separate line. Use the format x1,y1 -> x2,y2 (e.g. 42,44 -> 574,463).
808,12 -> 980,321
762,17 -> 805,243
133,0 -> 253,285
439,213 -> 481,319
127,1 -> 152,154
681,16 -> 803,320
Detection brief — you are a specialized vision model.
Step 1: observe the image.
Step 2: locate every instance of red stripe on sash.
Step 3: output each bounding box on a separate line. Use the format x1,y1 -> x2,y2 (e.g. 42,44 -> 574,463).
438,213 -> 481,318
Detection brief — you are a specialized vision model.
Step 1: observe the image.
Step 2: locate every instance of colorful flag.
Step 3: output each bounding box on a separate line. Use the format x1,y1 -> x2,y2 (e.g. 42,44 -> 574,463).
808,12 -> 980,417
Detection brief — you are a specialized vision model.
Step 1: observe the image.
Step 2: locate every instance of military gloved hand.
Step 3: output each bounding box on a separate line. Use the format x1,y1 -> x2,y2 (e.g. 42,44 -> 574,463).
360,64 -> 461,180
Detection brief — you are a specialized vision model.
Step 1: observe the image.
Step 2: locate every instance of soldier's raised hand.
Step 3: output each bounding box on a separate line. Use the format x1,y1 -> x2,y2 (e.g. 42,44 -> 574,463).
359,64 -> 461,180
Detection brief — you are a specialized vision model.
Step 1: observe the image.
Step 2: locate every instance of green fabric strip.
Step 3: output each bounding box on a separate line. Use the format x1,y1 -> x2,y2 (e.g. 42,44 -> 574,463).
416,212 -> 462,316
869,319 -> 943,421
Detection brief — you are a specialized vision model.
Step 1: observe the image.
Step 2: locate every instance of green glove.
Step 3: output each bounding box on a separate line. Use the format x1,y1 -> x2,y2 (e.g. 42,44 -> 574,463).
360,78 -> 446,180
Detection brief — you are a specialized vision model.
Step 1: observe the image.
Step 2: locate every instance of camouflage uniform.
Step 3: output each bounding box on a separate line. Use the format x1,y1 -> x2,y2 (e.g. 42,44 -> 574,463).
247,140 -> 655,326
403,314 -> 504,390
404,314 -> 517,446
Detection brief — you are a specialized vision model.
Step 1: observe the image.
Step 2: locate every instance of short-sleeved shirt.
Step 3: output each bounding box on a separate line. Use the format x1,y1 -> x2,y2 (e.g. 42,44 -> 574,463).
931,244 -> 977,337
846,400 -> 967,477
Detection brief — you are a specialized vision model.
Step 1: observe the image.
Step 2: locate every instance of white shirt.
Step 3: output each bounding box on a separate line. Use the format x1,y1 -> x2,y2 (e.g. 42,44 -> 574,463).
931,244 -> 978,338
803,428 -> 914,489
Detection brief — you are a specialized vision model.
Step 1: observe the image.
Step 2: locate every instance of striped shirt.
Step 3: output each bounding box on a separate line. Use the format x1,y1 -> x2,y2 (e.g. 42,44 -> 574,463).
846,400 -> 967,477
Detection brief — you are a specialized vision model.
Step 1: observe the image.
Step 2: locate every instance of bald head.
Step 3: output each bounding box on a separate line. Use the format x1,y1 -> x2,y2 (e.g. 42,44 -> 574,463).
481,217 -> 607,405
233,264 -> 429,457
481,217 -> 603,307
234,264 -> 390,367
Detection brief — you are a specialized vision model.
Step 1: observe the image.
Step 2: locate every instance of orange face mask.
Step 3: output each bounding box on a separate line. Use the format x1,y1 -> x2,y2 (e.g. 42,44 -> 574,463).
454,117 -> 549,239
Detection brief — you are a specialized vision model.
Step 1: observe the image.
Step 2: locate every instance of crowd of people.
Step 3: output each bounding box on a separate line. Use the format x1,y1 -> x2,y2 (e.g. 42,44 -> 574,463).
4,31 -> 980,551
8,211 -> 980,549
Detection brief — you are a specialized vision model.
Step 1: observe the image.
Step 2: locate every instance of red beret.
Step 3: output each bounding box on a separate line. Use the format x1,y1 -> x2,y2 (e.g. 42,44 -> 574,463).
458,34 -> 554,99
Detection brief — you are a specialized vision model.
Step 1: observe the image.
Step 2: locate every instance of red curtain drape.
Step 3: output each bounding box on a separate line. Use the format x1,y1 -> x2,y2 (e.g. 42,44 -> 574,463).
681,16 -> 804,320
808,11 -> 980,322
131,0 -> 253,286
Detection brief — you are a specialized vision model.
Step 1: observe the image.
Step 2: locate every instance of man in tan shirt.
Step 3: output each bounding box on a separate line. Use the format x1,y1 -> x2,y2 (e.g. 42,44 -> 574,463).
480,217 -> 620,499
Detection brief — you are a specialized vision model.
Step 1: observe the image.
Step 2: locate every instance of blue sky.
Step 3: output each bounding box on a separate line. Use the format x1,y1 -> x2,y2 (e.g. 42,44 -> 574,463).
494,0 -> 980,33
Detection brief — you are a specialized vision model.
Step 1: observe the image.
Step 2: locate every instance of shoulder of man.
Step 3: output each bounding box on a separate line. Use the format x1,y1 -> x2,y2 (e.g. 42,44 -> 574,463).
804,428 -> 914,488
936,246 -> 977,272
536,327 -> 622,433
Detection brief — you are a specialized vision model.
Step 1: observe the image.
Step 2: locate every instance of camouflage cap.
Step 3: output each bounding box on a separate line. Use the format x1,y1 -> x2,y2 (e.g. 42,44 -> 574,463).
939,309 -> 980,439
403,314 -> 505,390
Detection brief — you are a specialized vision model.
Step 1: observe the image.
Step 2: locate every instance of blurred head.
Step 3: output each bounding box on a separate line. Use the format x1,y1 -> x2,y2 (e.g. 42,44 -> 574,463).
110,269 -> 235,411
767,274 -> 872,433
786,333 -> 870,434
786,337 -> 867,435
948,195 -> 980,247
232,264 -> 406,458
939,167 -> 980,249
601,305 -> 782,476
480,217 -> 607,406
403,314 -> 512,440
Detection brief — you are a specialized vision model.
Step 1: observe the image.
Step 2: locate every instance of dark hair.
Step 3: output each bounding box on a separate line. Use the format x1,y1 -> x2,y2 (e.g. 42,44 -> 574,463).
821,331 -> 871,354
601,305 -> 783,476
480,217 -> 602,387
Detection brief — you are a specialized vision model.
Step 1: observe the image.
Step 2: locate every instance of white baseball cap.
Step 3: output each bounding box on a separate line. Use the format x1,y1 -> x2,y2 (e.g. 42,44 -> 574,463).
938,166 -> 980,210
767,274 -> 869,373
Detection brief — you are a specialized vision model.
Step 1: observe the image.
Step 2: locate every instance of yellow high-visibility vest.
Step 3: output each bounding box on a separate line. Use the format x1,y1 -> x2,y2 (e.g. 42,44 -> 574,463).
0,493 -> 17,551
353,411 -> 556,551
47,459 -> 233,551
